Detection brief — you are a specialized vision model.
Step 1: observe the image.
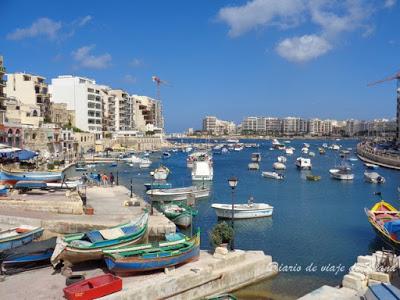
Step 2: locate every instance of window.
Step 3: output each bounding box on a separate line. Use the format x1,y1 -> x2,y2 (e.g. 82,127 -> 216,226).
88,88 -> 94,93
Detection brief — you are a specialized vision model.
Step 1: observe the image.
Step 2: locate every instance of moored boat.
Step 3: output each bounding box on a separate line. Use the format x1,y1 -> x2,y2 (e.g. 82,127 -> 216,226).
0,169 -> 62,185
139,158 -> 152,169
63,274 -> 122,300
306,175 -> 321,181
0,185 -> 9,196
51,212 -> 149,266
262,171 -> 284,180
144,182 -> 172,191
103,231 -> 200,275
192,159 -> 213,181
285,147 -> 294,155
0,226 -> 44,252
277,156 -> 287,163
147,186 -> 210,202
158,202 -> 198,228
248,162 -> 260,170
365,163 -> 379,169
152,165 -> 170,180
251,153 -> 261,162
296,157 -> 312,170
212,201 -> 273,219
364,171 -> 385,184
273,162 -> 286,170
329,167 -> 354,180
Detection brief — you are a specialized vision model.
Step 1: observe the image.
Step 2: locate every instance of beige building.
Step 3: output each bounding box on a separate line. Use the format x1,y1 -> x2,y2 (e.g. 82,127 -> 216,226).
73,132 -> 96,153
0,56 -> 6,124
5,72 -> 51,121
4,97 -> 43,127
49,102 -> 74,127
109,89 -> 133,131
132,95 -> 163,133
203,116 -> 236,135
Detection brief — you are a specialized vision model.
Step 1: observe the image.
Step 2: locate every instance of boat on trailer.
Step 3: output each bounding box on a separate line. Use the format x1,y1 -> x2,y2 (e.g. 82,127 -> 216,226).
51,212 -> 149,266
103,231 -> 200,275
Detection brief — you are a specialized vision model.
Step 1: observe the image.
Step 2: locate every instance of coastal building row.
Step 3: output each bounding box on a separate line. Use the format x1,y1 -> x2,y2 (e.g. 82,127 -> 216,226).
201,115 -> 396,137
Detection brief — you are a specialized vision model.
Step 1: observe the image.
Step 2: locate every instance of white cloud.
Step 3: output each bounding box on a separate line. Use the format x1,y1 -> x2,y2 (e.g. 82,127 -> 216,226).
218,0 -> 305,37
276,34 -> 332,63
124,75 -> 137,84
129,58 -> 143,67
384,0 -> 396,8
7,18 -> 62,40
72,45 -> 112,69
78,15 -> 92,27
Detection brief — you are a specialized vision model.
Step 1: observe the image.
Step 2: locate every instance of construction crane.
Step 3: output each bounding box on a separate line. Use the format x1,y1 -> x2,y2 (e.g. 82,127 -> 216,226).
368,71 -> 400,143
152,75 -> 168,101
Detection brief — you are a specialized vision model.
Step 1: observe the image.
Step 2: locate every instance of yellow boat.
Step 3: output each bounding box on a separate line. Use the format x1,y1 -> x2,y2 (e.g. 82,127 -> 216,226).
365,200 -> 400,250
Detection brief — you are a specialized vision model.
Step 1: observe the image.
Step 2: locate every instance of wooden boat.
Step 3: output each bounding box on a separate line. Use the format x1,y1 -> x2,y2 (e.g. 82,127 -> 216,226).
207,294 -> 238,300
306,175 -> 321,181
103,231 -> 200,275
0,237 -> 56,275
158,202 -> 198,228
248,162 -> 259,170
51,212 -> 148,266
365,200 -> 400,250
0,226 -> 44,252
364,171 -> 385,184
63,274 -> 122,300
144,182 -> 172,191
0,168 -> 62,185
212,202 -> 273,219
147,186 -> 210,202
262,171 -> 284,180
364,283 -> 400,300
152,165 -> 170,180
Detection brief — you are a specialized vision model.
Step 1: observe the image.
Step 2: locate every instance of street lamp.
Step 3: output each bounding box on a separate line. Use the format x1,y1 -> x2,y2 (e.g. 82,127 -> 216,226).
228,176 -> 238,250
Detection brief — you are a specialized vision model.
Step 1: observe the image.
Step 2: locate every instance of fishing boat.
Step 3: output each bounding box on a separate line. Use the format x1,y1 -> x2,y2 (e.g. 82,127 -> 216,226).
192,159 -> 213,181
0,237 -> 56,275
273,162 -> 286,170
306,175 -> 321,181
296,157 -> 312,170
212,200 -> 273,219
262,171 -> 284,180
364,283 -> 400,300
364,171 -> 385,184
63,274 -> 122,300
103,231 -> 200,275
248,162 -> 259,170
158,202 -> 198,228
144,182 -> 172,191
329,164 -> 354,180
251,153 -> 261,162
152,165 -> 170,180
146,186 -> 210,202
0,185 -> 9,196
51,212 -> 149,266
365,163 -> 379,169
303,143 -> 310,148
139,158 -> 151,169
0,226 -> 44,252
162,152 -> 171,159
227,139 -> 239,143
0,168 -> 62,185
365,199 -> 400,251
277,156 -> 287,163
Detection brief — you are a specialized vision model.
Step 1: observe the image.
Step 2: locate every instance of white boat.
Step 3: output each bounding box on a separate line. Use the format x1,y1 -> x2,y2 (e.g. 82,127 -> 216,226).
248,162 -> 260,170
329,166 -> 354,180
309,152 -> 316,157
211,202 -> 273,219
152,165 -> 170,180
364,171 -> 385,184
262,171 -> 284,180
221,148 -> 229,154
332,144 -> 341,151
322,143 -> 328,148
348,157 -> 358,161
285,148 -> 294,155
301,147 -> 309,154
147,186 -> 210,201
234,144 -> 244,151
192,160 -> 213,181
123,154 -> 142,163
185,146 -> 193,153
227,139 -> 239,143
303,143 -> 310,148
284,140 -> 291,144
187,151 -> 212,168
272,139 -> 285,150
296,157 -> 312,170
139,159 -> 152,168
365,163 -> 379,169
251,153 -> 262,162
277,156 -> 287,163
273,162 -> 286,170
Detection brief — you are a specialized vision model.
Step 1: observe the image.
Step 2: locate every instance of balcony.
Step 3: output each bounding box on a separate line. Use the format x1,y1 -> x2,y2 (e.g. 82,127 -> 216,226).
0,66 -> 6,73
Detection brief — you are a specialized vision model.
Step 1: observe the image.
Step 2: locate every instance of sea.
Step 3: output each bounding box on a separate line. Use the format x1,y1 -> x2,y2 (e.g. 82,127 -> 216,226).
65,138 -> 400,299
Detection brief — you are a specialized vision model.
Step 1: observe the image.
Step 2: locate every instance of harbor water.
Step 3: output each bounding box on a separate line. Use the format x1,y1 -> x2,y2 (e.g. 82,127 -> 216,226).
65,139 -> 400,299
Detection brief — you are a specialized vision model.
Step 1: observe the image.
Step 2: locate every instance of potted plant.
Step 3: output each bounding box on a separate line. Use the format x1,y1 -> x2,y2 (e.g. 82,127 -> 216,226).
210,221 -> 234,250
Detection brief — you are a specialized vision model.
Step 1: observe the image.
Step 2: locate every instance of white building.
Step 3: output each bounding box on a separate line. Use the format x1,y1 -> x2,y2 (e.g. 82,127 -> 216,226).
49,76 -> 103,139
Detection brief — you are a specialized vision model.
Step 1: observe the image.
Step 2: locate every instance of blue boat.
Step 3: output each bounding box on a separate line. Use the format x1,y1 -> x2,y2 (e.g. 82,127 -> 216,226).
110,162 -> 118,167
365,283 -> 400,300
0,168 -> 62,185
144,182 -> 172,191
14,181 -> 48,192
0,185 -> 9,196
0,226 -> 44,252
0,237 -> 56,275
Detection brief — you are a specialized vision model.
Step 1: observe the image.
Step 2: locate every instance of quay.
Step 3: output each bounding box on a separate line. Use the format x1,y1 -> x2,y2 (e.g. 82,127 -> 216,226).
357,141 -> 400,170
0,185 -> 175,238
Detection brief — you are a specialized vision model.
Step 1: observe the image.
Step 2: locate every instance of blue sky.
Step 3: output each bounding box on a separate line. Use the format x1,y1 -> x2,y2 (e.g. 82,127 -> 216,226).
1,0 -> 399,132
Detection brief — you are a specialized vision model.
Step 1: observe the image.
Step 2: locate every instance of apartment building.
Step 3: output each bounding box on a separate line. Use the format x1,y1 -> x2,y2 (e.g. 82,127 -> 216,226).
5,72 -> 51,121
242,117 -> 257,132
132,95 -> 164,134
0,56 -> 6,124
203,116 -> 217,133
265,117 -> 282,135
109,89 -> 133,132
49,76 -> 103,139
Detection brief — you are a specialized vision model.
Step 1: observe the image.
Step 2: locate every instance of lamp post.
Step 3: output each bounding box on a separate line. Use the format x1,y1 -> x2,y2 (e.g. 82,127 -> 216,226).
228,176 -> 238,250
130,178 -> 133,199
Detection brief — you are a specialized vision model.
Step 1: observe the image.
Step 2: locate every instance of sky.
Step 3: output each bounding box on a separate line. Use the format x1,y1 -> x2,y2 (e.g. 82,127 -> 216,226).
1,0 -> 399,132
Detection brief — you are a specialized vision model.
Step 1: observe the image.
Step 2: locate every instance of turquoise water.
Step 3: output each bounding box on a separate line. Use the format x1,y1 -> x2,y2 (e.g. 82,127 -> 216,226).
67,139 -> 400,299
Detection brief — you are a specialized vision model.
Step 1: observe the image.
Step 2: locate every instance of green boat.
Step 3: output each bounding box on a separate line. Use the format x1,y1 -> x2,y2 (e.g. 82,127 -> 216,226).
51,212 -> 149,267
306,174 -> 321,181
158,203 -> 198,228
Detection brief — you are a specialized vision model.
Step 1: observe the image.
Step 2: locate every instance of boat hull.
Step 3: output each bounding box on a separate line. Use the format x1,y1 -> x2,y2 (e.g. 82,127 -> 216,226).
171,213 -> 192,228
0,228 -> 44,252
149,189 -> 210,202
0,170 -> 62,185
213,208 -> 273,219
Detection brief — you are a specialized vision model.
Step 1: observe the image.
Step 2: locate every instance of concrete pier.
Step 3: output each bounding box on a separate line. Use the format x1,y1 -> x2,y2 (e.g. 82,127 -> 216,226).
0,185 -> 175,238
0,249 -> 277,300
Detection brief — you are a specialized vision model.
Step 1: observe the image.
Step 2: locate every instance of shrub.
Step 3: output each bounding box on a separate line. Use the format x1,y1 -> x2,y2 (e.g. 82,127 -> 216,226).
210,221 -> 234,247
